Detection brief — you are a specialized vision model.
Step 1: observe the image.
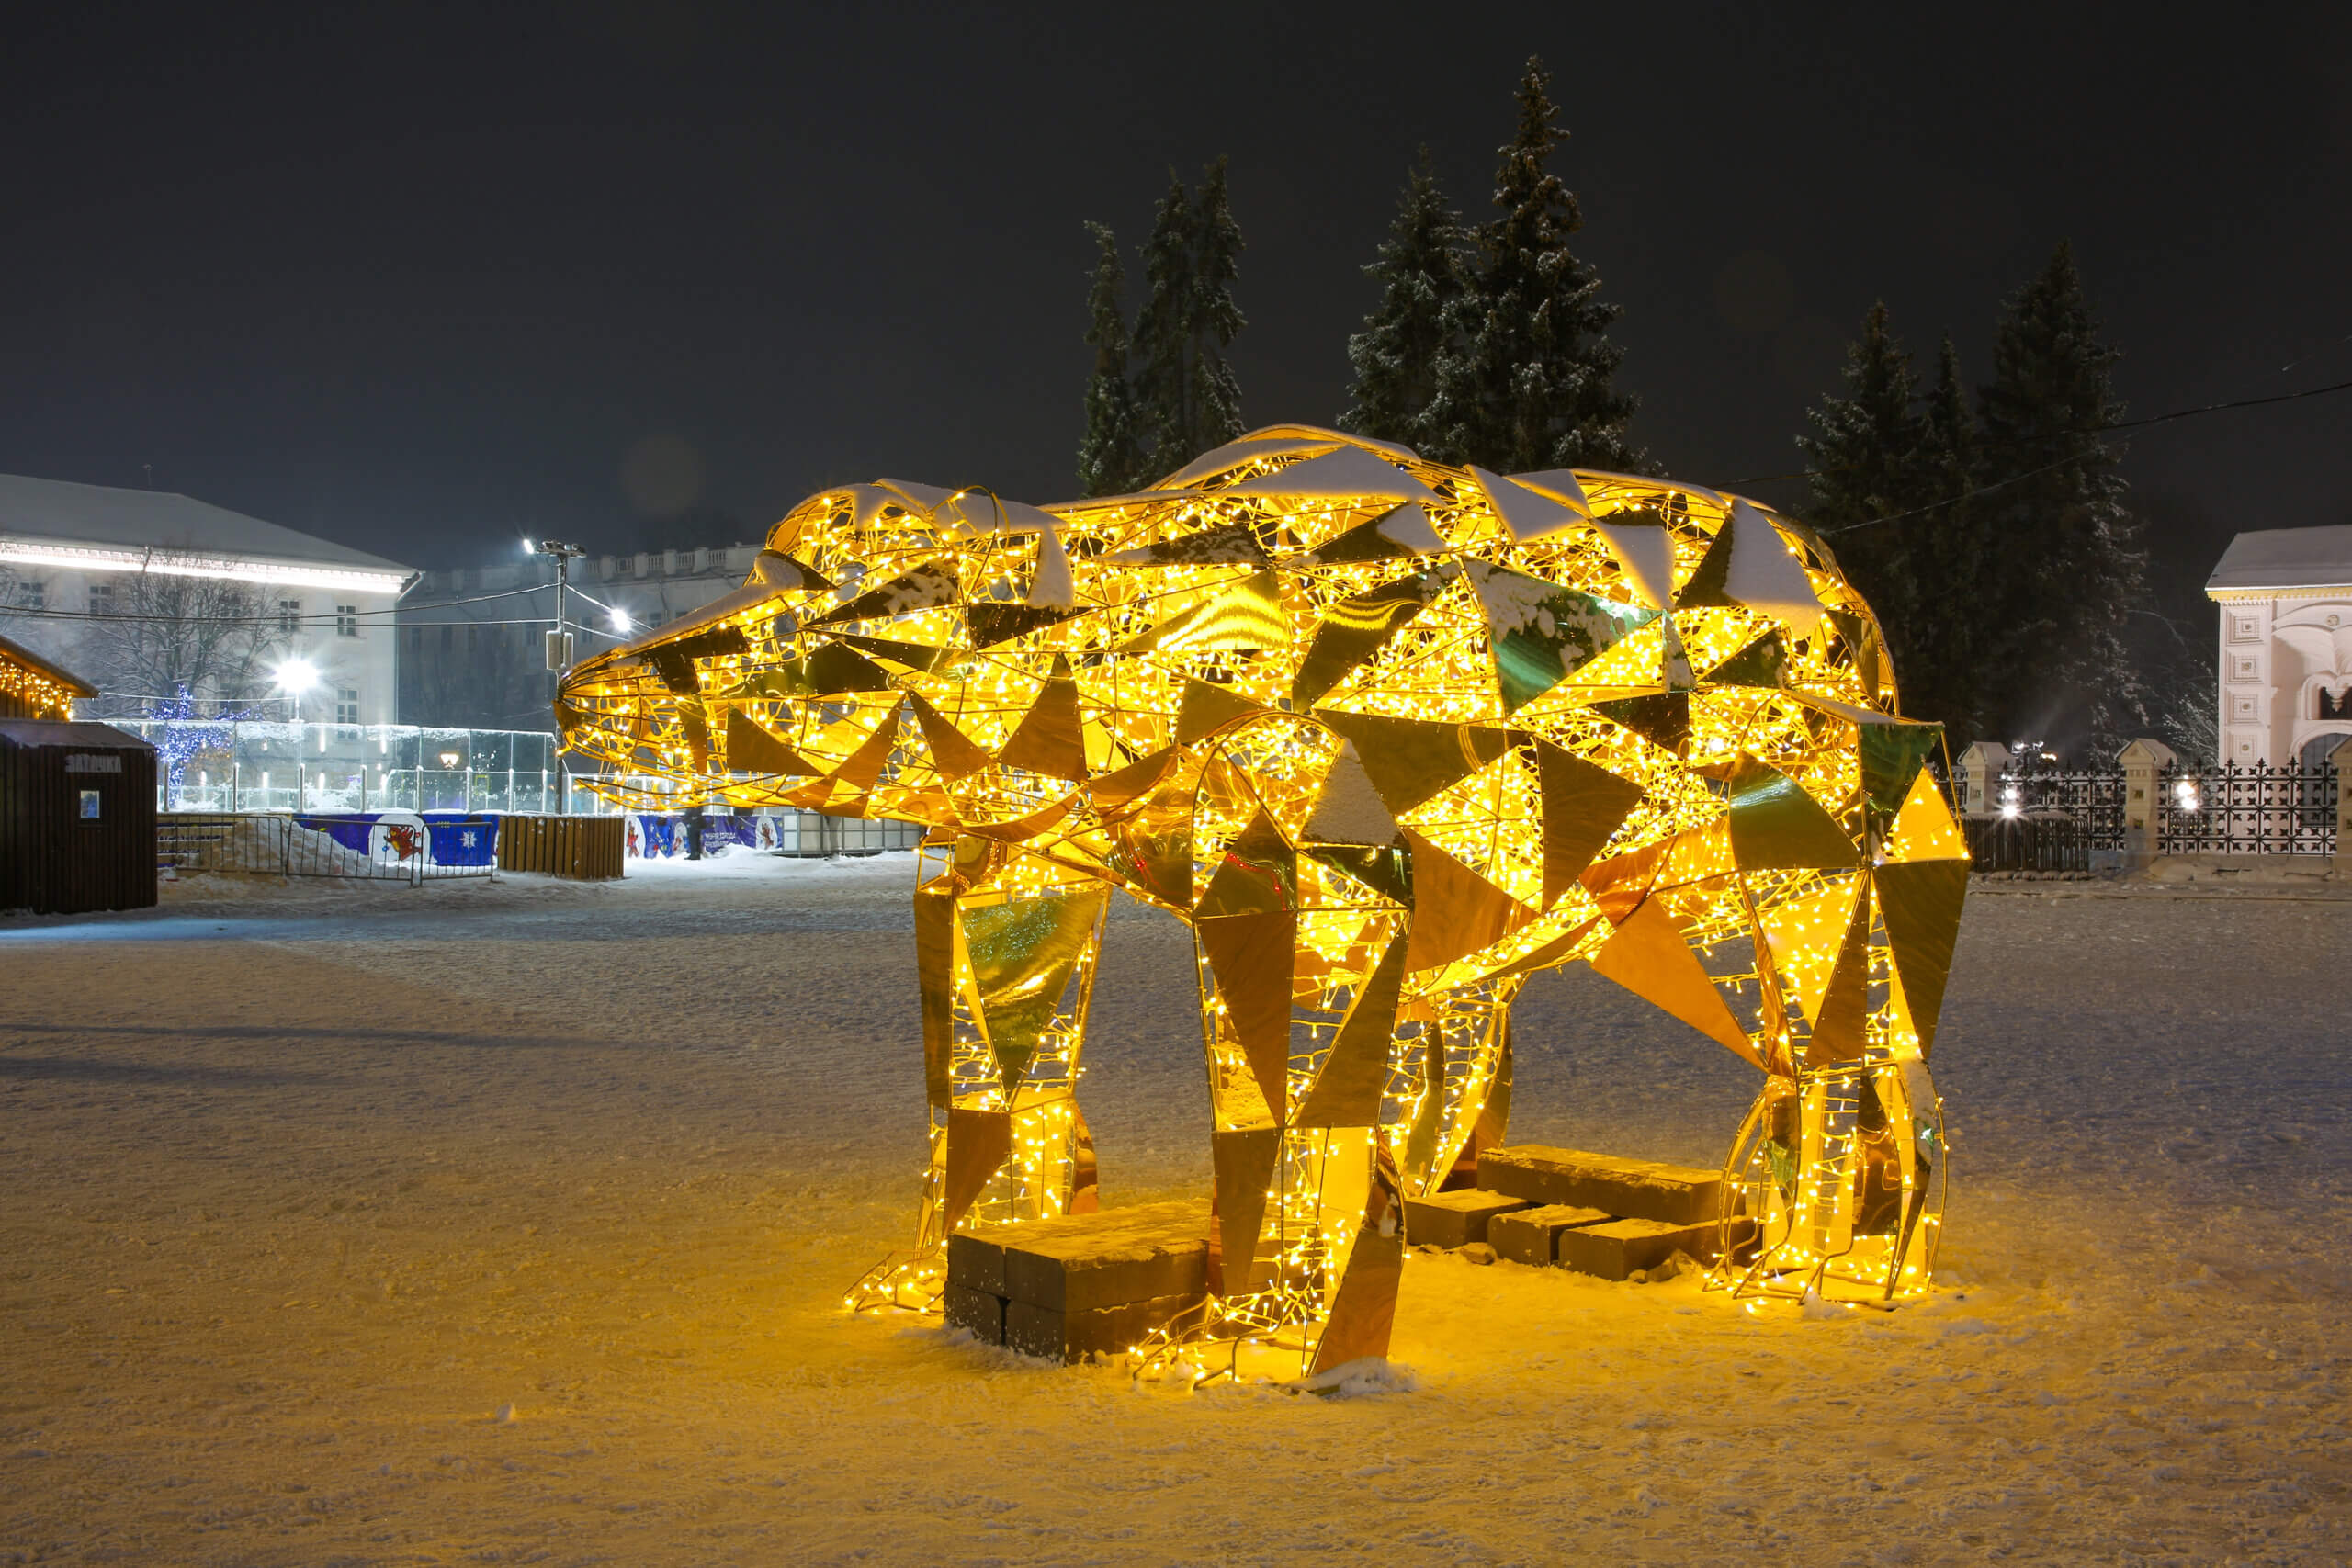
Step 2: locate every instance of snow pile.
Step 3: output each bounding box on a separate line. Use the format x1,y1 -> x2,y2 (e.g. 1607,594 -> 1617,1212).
171,813 -> 381,878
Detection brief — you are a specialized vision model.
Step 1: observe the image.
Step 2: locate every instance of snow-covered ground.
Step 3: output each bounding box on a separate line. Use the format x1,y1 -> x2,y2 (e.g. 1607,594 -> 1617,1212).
2,853 -> 2346,1565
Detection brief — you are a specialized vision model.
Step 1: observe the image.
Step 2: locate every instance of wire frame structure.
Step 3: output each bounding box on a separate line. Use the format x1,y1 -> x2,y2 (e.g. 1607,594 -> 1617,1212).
554,426 -> 1970,1376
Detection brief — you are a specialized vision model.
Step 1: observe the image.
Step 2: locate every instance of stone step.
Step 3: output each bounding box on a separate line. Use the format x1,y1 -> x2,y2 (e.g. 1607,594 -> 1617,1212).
1554,1216 -> 1758,1281
943,1199 -> 1210,1362
1476,1145 -> 1727,1227
1486,1203 -> 1612,1266
1400,1188 -> 1528,1249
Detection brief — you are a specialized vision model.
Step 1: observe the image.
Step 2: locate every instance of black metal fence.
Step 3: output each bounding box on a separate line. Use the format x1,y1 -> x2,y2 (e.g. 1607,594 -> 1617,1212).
158,813 -> 497,885
2153,762 -> 2338,856
1980,761 -> 2338,863
1961,813 -> 2093,873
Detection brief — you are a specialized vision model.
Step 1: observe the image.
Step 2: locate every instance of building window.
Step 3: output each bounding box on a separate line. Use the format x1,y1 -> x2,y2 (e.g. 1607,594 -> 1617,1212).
88,582 -> 117,616
335,604 -> 358,637
467,624 -> 480,654
409,626 -> 423,655
16,581 -> 42,611
278,598 -> 301,635
336,686 -> 361,725
439,624 -> 453,652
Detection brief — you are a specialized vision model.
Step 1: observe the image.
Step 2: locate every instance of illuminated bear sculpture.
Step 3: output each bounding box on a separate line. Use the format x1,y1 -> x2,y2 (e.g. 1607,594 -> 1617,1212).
555,426 -> 1969,1376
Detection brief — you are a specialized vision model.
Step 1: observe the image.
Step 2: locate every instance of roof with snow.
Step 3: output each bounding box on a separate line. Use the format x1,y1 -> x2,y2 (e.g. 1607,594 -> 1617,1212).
0,472 -> 413,579
2205,524 -> 2352,595
0,631 -> 96,697
0,719 -> 151,750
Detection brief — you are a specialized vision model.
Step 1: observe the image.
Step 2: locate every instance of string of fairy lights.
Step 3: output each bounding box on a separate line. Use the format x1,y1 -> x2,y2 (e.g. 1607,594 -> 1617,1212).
553,425 -> 1971,1377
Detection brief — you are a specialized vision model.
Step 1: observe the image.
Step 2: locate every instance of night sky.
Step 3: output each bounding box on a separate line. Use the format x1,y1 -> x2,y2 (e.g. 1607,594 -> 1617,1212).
6,2 -> 2347,626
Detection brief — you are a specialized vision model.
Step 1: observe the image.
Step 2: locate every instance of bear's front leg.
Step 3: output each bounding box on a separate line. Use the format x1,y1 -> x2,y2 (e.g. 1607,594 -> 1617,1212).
848,839 -> 1108,1312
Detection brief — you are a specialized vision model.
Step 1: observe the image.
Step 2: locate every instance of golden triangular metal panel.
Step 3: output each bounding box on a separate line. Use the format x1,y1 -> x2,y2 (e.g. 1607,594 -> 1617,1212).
1312,711 -> 1512,816
1211,1125 -> 1283,1295
995,657 -> 1088,781
1196,909 -> 1298,1121
1122,570 -> 1289,654
1859,718 -> 1944,828
1701,629 -> 1789,689
1726,754 -> 1860,871
1532,739 -> 1645,907
1399,829 -> 1533,971
1801,874 -> 1875,1067
1467,561 -> 1660,714
907,692 -> 991,780
1758,870 -> 1863,1029
1196,810 -> 1297,919
1290,568 -> 1452,706
1884,768 -> 1970,863
829,697 -> 907,793
1308,1204 -> 1404,1372
962,886 -> 1106,1095
915,886 -> 957,1109
1175,676 -> 1266,744
1590,895 -> 1758,1064
940,1107 -> 1010,1233
724,705 -> 815,776
1877,859 -> 1969,1058
1292,930 -> 1408,1128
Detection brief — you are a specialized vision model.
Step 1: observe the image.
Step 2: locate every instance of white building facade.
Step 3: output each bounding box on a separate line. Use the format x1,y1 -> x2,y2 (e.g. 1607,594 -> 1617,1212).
0,473 -> 413,723
2205,524 -> 2352,768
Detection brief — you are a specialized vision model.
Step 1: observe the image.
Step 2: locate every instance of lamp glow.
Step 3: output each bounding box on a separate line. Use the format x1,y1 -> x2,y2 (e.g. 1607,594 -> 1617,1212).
273,658 -> 320,694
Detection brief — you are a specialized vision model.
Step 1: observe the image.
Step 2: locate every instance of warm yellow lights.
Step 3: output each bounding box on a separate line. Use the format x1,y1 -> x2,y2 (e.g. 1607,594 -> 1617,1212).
0,638 -> 92,720
555,424 -> 1969,1370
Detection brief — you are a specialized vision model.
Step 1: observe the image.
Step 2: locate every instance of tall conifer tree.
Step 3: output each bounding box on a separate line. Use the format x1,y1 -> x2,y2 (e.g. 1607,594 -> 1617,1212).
1896,336 -> 1996,739
1975,242 -> 2146,745
1187,156 -> 1247,454
1341,150 -> 1464,446
1426,57 -> 1647,474
1800,301 -> 1928,661
1125,160 -> 1248,470
1077,222 -> 1143,497
1131,173 -> 1197,468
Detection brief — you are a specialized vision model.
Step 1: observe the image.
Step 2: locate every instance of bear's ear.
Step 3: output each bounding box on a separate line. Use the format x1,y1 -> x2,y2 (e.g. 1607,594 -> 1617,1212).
1026,525 -> 1076,610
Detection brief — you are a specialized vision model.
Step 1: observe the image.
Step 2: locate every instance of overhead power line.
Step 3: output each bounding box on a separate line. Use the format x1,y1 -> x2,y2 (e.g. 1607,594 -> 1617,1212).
1724,374 -> 2352,536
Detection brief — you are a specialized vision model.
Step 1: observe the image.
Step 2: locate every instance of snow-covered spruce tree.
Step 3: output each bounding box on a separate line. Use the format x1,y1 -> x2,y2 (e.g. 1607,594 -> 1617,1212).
1425,57 -> 1649,475
1799,301 -> 1927,627
1895,335 -> 2001,742
1128,160 -> 1248,474
1131,172 -> 1198,472
1340,149 -> 1464,446
1975,243 -> 2148,749
1077,222 -> 1145,497
1186,155 -> 1247,455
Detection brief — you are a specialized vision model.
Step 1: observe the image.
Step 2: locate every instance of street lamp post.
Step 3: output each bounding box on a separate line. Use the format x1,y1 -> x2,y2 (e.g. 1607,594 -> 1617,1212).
531,540 -> 586,815
273,658 -> 320,811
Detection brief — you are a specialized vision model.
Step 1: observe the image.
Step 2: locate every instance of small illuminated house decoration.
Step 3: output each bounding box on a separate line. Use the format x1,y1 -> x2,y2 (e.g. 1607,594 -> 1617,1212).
555,427 -> 1969,1374
0,630 -> 94,721
2206,524 -> 2352,767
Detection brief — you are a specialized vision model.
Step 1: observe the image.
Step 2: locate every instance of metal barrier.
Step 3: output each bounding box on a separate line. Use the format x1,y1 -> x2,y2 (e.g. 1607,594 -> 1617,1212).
158,812 -> 497,885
